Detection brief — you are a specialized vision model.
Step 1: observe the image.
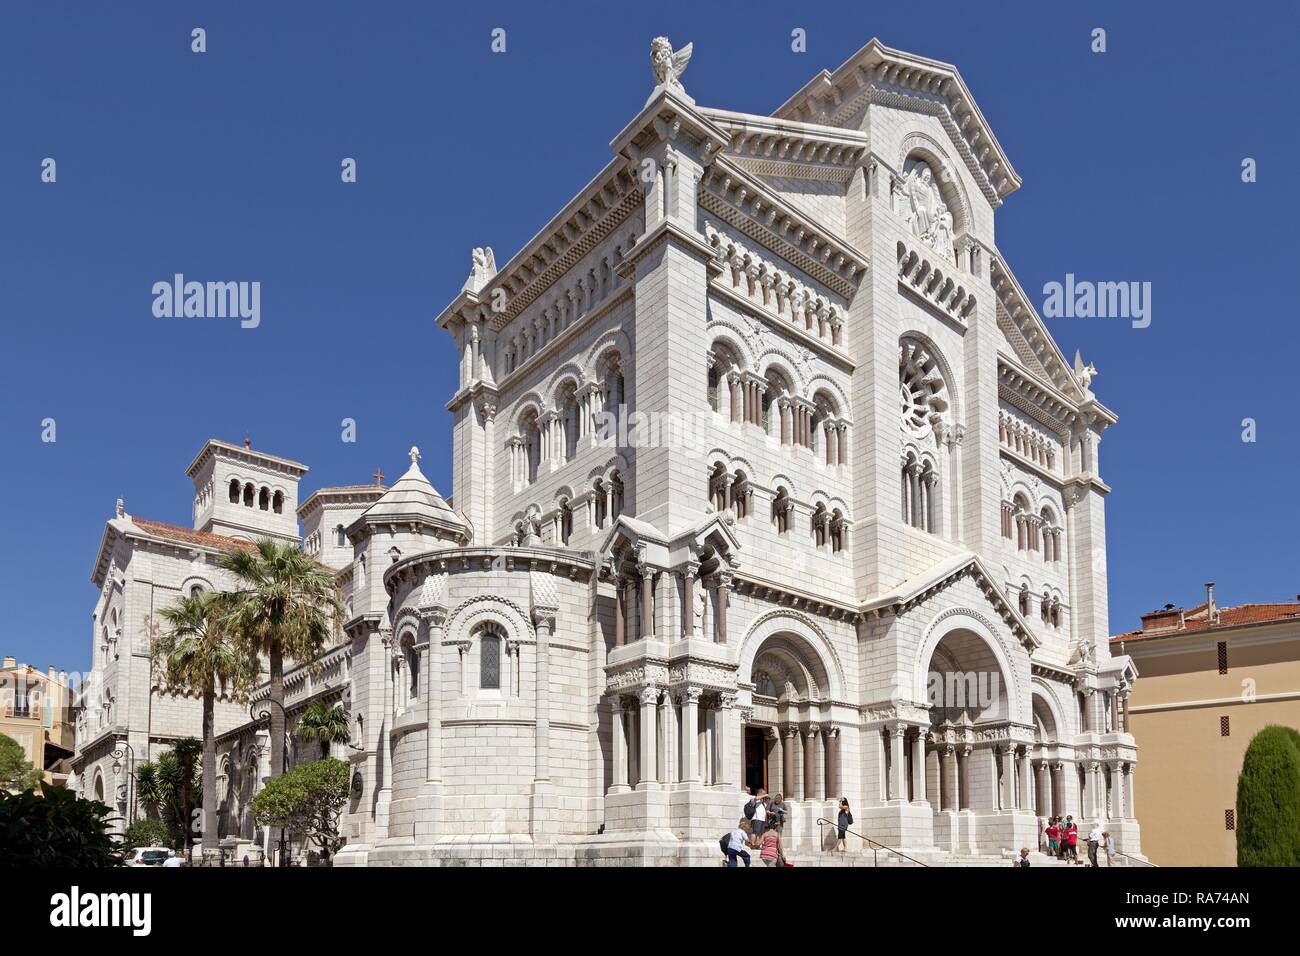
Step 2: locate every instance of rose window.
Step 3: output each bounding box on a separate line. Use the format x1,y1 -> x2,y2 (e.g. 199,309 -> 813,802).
899,338 -> 948,434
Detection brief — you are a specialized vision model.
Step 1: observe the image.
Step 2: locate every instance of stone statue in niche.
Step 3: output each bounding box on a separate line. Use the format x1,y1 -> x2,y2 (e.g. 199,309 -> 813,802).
692,575 -> 708,637
898,160 -> 956,263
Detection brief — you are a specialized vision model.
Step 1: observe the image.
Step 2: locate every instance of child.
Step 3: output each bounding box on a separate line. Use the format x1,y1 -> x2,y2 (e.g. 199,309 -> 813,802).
1046,817 -> 1059,856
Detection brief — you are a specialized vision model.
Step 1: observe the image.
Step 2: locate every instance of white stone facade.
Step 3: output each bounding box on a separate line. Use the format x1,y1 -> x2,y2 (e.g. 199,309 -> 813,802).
72,38 -> 1142,865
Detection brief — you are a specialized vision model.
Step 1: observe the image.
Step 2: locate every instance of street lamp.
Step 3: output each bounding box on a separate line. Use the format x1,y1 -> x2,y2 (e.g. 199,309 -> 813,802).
110,740 -> 136,826
248,698 -> 294,866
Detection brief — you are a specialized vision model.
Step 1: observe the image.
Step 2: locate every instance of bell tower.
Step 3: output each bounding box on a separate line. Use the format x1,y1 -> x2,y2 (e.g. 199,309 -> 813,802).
186,438 -> 308,542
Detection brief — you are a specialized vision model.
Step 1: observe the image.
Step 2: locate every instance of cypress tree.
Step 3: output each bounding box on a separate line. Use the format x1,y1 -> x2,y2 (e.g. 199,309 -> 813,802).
1236,725 -> 1300,866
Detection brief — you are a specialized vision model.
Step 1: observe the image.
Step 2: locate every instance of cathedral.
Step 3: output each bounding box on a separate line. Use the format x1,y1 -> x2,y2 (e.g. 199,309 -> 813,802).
71,37 -> 1141,865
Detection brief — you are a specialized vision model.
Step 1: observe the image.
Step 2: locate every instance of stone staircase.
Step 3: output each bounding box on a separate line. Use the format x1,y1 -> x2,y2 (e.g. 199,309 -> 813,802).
764,847 -> 1098,868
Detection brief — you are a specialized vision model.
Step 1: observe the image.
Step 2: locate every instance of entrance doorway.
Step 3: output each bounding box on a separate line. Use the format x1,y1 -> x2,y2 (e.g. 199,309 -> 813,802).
743,727 -> 768,794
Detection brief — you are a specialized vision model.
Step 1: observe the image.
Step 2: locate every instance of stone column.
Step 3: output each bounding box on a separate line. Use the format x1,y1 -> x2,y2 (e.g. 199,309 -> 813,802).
770,727 -> 783,795
613,577 -> 625,646
888,724 -> 905,802
1111,693 -> 1120,733
679,689 -> 700,784
1121,694 -> 1131,733
609,698 -> 629,794
783,727 -> 797,800
1019,748 -> 1033,811
424,608 -> 447,784
1084,761 -> 1099,819
1035,762 -> 1049,816
838,424 -> 848,464
957,746 -> 971,811
639,567 -> 655,640
533,613 -> 553,783
998,746 -> 1015,811
1050,762 -> 1064,817
638,687 -> 659,789
910,729 -> 927,805
1124,763 -> 1135,819
714,573 -> 730,644
803,726 -> 818,801
681,563 -> 697,638
658,693 -> 673,783
940,746 -> 956,811
718,695 -> 738,788
824,726 -> 838,799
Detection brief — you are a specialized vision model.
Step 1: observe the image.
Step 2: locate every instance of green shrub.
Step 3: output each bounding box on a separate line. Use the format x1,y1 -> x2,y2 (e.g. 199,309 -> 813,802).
0,785 -> 121,867
252,757 -> 349,863
122,818 -> 175,850
1236,725 -> 1300,867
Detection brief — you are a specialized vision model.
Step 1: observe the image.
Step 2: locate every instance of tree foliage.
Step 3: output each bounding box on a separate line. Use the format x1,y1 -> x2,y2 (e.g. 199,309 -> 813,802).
0,733 -> 43,791
0,784 -> 121,867
251,757 -> 349,863
1236,724 -> 1300,867
122,817 -> 174,850
135,742 -> 202,848
296,700 -> 351,759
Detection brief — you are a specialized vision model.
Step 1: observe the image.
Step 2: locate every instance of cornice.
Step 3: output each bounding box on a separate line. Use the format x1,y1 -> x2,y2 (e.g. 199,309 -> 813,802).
700,157 -> 868,300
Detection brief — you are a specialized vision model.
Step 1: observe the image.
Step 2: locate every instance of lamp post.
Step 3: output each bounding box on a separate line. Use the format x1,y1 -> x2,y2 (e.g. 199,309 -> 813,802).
248,698 -> 295,866
110,740 -> 136,827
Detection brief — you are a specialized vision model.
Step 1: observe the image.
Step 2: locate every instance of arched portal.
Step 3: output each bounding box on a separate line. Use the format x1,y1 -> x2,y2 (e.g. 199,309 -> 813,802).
742,625 -> 841,806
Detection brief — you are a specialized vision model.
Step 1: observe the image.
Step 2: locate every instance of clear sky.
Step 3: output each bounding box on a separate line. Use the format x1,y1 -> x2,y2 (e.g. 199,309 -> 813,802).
2,1 -> 1297,673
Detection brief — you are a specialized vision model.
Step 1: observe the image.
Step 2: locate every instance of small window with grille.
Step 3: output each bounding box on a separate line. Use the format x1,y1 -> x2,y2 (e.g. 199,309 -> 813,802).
1220,716 -> 1230,737
1217,641 -> 1229,675
1225,809 -> 1235,831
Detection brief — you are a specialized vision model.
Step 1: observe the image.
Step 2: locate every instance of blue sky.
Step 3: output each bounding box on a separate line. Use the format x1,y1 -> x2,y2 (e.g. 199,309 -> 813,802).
2,1 -> 1297,673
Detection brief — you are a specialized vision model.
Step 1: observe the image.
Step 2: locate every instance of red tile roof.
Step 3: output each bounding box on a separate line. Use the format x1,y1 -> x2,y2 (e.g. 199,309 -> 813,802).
129,517 -> 256,553
1111,601 -> 1300,643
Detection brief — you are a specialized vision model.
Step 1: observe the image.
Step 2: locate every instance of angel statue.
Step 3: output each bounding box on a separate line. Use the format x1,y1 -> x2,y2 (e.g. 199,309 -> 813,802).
650,37 -> 693,95
464,246 -> 497,293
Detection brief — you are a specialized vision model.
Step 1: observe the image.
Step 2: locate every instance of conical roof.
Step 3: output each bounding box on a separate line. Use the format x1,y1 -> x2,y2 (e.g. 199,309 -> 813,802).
358,447 -> 470,542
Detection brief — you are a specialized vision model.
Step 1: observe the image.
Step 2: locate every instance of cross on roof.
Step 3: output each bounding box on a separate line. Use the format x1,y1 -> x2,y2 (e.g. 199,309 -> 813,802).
373,467 -> 385,486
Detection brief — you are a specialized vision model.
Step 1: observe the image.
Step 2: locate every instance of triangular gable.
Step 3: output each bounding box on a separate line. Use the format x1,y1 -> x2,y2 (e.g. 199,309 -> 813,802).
991,255 -> 1084,402
863,552 -> 1039,651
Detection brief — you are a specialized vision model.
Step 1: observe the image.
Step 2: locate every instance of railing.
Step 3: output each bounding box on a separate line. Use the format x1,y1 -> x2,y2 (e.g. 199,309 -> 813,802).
816,818 -> 929,867
1113,851 -> 1157,867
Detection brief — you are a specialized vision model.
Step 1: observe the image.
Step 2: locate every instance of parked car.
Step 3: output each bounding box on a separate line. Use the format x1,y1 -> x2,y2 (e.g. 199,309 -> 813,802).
123,846 -> 174,867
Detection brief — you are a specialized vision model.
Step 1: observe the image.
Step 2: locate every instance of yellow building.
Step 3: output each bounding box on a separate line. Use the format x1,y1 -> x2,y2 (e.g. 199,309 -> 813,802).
1112,586 -> 1300,866
0,656 -> 76,788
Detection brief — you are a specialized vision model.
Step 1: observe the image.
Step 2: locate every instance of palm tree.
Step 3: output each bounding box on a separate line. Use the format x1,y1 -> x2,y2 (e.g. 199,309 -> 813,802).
297,700 -> 351,759
154,592 -> 255,860
220,538 -> 344,780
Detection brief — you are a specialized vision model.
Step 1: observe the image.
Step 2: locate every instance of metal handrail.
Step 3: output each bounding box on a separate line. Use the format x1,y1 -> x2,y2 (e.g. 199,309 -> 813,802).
816,818 -> 929,867
1113,850 -> 1157,867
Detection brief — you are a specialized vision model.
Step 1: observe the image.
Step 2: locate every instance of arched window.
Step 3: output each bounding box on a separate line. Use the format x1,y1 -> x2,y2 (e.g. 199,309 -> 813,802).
258,487 -> 270,511
708,463 -> 729,512
731,471 -> 748,520
272,490 -> 284,514
335,525 -> 346,548
772,487 -> 792,534
558,382 -> 579,462
830,509 -> 847,553
402,633 -> 420,701
557,499 -> 573,545
228,479 -> 241,503
479,625 -> 503,690
707,361 -> 722,413
707,343 -> 742,422
1019,586 -> 1030,617
243,483 -> 255,507
593,479 -> 608,529
1041,591 -> 1051,623
812,503 -> 828,548
610,472 -> 624,520
519,410 -> 541,485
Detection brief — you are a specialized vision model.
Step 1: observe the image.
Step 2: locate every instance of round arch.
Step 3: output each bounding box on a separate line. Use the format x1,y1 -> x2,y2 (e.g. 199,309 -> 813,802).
738,610 -> 845,703
914,606 -> 1026,722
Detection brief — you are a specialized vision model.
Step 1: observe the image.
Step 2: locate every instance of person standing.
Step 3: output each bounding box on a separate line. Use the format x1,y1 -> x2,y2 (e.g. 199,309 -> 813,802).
726,819 -> 752,868
1103,831 -> 1116,867
752,789 -> 768,838
759,825 -> 786,868
836,798 -> 853,853
1087,823 -> 1102,867
1065,817 -> 1079,863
